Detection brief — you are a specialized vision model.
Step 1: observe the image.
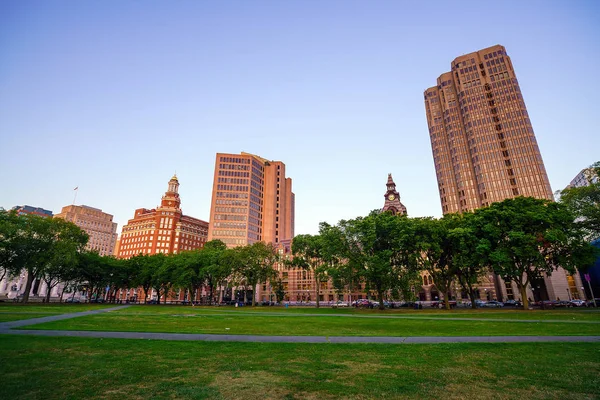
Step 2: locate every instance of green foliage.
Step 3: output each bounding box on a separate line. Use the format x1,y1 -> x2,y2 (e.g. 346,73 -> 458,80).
0,210 -> 89,302
336,211 -> 418,309
560,161 -> 600,241
476,197 -> 597,308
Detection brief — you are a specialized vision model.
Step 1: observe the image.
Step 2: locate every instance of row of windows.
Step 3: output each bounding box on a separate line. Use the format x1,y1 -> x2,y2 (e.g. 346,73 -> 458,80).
219,157 -> 250,165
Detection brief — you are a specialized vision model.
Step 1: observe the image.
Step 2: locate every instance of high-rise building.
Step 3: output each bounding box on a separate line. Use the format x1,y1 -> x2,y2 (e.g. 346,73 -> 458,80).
568,167 -> 599,189
424,44 -> 553,214
424,45 -> 581,303
381,174 -> 407,215
117,175 -> 208,259
208,152 -> 295,248
54,205 -> 118,256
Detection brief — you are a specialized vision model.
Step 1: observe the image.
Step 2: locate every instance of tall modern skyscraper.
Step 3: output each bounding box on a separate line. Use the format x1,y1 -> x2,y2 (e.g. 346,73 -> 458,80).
424,44 -> 553,214
208,152 -> 295,248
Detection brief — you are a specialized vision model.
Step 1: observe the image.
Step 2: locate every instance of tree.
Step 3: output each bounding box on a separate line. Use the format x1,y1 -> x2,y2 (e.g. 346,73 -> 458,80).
150,254 -> 170,304
76,250 -> 110,302
478,197 -> 598,309
0,211 -> 89,303
338,211 -> 418,310
199,240 -> 230,304
273,278 -> 286,303
560,161 -> 600,241
291,234 -> 328,308
40,219 -> 88,302
447,212 -> 489,309
234,242 -> 277,307
412,216 -> 458,310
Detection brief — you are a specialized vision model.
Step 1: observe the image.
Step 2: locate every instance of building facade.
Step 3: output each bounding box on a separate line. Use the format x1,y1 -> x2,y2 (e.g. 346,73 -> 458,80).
424,45 -> 583,302
11,205 -> 53,218
115,175 -> 208,302
117,175 -> 208,259
208,152 -> 295,247
55,205 -> 118,257
424,44 -> 553,215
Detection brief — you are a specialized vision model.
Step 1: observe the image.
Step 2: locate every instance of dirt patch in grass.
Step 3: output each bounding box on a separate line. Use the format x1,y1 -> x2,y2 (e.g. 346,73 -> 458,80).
212,371 -> 290,399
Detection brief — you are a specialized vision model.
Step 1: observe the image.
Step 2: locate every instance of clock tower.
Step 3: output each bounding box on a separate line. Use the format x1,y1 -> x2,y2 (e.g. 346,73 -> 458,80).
382,174 -> 407,216
161,174 -> 181,210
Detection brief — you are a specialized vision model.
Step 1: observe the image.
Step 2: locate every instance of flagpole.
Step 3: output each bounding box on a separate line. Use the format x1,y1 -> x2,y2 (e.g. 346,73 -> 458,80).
73,186 -> 79,205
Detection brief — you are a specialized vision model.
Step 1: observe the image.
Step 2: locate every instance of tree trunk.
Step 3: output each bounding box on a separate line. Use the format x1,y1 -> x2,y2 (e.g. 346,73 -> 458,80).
444,290 -> 450,310
209,282 -> 214,305
251,284 -> 256,307
519,283 -> 529,310
45,282 -> 52,303
468,288 -> 477,309
315,276 -> 320,309
377,288 -> 385,310
21,272 -> 35,303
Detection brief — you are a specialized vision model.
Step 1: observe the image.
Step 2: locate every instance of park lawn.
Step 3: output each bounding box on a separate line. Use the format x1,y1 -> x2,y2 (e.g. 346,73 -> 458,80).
21,312 -> 600,336
0,303 -> 115,314
0,313 -> 59,322
0,335 -> 598,400
116,305 -> 600,322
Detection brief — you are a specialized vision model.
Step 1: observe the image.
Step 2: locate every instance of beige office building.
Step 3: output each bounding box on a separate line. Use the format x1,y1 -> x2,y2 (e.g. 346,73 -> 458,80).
208,152 -> 295,247
55,205 -> 118,256
424,44 -> 553,214
424,45 -> 583,302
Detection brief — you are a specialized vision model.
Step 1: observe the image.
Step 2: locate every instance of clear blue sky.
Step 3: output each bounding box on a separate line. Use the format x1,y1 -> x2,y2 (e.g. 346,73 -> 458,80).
1,0 -> 599,236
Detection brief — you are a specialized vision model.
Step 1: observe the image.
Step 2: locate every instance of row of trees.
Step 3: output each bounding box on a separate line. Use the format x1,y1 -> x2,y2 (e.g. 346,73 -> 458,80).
0,210 -> 283,306
74,240 -> 279,306
2,159 -> 598,308
291,196 -> 598,310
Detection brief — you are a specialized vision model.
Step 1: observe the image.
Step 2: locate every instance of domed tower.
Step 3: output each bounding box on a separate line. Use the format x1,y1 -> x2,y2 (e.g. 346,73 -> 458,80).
382,174 -> 407,216
161,174 -> 181,209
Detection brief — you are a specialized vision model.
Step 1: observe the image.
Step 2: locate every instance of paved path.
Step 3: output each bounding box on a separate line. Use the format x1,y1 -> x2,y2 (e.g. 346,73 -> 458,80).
1,305 -> 599,344
0,305 -> 130,330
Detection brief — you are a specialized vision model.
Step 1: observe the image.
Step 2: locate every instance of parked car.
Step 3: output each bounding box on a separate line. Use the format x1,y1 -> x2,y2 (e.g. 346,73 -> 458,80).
534,300 -> 555,308
586,298 -> 600,307
483,301 -> 504,308
65,297 -> 81,303
553,300 -> 573,308
569,299 -> 586,307
331,301 -> 349,308
432,300 -> 457,309
503,300 -> 522,307
474,300 -> 487,307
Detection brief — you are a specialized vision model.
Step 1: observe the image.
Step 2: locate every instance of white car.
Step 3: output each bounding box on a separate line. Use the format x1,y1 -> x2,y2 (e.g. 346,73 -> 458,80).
332,301 -> 349,308
570,299 -> 586,307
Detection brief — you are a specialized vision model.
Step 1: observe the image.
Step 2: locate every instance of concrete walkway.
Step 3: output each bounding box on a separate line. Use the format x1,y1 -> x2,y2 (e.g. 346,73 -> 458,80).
1,305 -> 599,344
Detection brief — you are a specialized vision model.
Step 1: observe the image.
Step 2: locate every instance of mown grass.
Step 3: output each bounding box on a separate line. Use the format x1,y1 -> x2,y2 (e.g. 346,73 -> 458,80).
0,313 -> 57,322
23,310 -> 600,336
0,303 -> 114,314
116,304 -> 600,321
0,335 -> 598,400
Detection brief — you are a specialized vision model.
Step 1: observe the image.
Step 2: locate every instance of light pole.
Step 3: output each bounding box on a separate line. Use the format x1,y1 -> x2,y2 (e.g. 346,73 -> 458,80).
567,288 -> 571,301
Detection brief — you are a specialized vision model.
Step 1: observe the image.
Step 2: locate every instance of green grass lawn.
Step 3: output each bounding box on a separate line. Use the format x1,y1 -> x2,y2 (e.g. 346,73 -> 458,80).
0,313 -> 59,322
0,303 -> 115,314
0,335 -> 598,400
22,308 -> 600,336
116,304 -> 600,321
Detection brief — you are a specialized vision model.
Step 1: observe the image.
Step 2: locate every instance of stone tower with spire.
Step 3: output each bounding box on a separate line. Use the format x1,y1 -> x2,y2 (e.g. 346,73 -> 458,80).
382,174 -> 407,215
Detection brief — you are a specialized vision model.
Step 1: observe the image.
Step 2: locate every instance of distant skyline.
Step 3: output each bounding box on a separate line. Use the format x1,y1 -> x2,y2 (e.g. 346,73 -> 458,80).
1,1 -> 599,235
